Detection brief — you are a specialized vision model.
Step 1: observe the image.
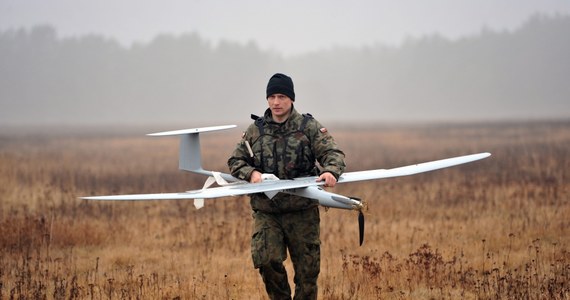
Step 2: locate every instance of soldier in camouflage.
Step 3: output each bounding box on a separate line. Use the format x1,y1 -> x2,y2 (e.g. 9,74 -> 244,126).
228,73 -> 345,300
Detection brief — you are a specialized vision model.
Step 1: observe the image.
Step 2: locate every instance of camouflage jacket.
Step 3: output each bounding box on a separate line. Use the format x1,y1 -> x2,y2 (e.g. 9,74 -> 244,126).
227,107 -> 346,213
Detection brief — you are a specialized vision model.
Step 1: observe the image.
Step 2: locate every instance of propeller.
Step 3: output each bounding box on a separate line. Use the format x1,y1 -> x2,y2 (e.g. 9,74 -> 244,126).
358,210 -> 365,246
350,196 -> 365,246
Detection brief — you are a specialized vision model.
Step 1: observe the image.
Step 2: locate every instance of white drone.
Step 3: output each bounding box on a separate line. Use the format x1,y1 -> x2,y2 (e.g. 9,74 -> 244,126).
82,125 -> 491,245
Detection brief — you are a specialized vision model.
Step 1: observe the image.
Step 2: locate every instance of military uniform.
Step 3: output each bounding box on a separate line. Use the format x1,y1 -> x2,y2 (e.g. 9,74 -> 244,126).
228,107 -> 345,299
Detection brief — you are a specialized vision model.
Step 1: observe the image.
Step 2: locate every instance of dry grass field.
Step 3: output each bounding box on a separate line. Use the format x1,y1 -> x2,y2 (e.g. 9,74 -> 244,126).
0,121 -> 568,299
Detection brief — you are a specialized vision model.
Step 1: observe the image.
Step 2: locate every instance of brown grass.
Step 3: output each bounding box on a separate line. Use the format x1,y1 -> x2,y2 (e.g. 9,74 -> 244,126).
0,121 -> 569,299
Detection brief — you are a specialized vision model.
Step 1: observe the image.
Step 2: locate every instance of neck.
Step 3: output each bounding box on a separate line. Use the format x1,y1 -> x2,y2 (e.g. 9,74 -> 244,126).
273,111 -> 291,123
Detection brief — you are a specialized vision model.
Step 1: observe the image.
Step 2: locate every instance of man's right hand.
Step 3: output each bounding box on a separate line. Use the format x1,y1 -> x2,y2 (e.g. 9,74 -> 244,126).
250,170 -> 262,183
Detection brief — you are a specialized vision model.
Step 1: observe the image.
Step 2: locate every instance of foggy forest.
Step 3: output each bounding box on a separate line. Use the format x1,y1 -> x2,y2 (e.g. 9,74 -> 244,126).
1,13 -> 568,127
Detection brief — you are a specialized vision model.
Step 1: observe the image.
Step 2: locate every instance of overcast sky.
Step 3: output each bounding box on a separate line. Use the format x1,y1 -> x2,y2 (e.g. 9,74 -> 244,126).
1,0 -> 570,56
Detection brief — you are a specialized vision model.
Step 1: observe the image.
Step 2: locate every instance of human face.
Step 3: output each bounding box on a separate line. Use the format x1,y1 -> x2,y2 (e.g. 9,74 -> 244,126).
267,93 -> 293,123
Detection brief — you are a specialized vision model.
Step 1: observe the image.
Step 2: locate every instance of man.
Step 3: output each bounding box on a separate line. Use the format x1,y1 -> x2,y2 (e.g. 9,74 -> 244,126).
227,73 -> 346,299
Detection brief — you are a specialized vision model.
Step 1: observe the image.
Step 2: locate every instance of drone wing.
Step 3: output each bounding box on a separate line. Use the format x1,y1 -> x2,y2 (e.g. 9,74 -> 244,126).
338,152 -> 491,183
81,177 -> 321,200
81,152 -> 490,201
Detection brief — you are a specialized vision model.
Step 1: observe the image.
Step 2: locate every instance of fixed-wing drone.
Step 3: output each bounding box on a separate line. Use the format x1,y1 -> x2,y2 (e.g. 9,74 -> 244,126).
82,125 -> 491,245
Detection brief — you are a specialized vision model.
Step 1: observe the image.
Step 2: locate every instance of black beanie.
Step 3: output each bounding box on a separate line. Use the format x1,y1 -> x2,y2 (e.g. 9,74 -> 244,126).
266,73 -> 295,101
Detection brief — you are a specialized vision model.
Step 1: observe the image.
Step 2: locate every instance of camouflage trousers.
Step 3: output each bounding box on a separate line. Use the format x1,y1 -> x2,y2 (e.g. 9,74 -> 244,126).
251,206 -> 321,300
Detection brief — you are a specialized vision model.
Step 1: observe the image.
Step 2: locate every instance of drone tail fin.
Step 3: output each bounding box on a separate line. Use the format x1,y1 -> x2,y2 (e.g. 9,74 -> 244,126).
147,125 -> 237,178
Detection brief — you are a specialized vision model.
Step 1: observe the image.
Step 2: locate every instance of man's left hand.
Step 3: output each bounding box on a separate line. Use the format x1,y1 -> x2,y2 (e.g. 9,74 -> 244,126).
317,172 -> 337,187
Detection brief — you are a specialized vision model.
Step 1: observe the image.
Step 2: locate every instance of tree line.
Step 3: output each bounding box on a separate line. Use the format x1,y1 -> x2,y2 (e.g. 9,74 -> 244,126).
1,13 -> 569,126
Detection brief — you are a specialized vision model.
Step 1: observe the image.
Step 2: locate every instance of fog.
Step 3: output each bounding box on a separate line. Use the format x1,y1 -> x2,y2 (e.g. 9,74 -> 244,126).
3,0 -> 570,56
1,3 -> 569,127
